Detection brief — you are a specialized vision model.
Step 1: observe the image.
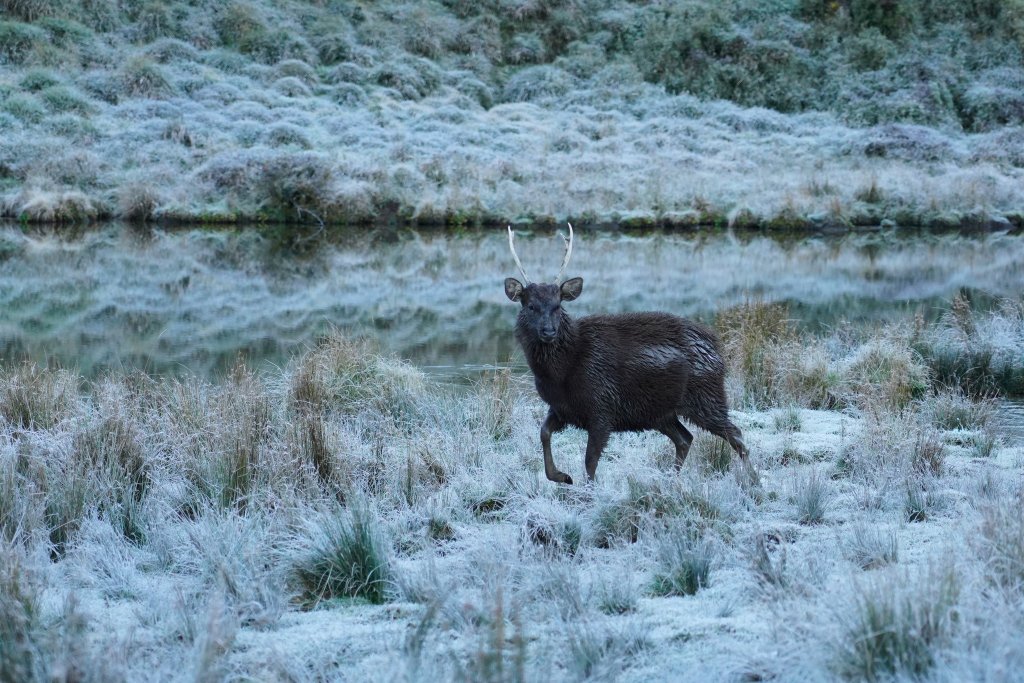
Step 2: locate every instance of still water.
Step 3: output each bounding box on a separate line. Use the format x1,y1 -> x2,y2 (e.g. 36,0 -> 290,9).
1,224 -> 1023,382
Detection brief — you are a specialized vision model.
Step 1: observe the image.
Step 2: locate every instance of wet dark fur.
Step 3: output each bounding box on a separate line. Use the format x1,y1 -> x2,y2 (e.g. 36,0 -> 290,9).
507,279 -> 750,483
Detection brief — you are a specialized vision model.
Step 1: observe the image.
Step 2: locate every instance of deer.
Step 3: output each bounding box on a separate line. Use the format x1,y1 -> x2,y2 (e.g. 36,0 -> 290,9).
504,224 -> 758,485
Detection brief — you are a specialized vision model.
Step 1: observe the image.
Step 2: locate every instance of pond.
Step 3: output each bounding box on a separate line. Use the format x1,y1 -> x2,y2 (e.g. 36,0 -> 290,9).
1,224 -> 1023,386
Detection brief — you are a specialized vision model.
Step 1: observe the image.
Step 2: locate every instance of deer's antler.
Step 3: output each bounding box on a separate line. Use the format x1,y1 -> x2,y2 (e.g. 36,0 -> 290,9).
507,225 -> 531,283
555,222 -> 574,283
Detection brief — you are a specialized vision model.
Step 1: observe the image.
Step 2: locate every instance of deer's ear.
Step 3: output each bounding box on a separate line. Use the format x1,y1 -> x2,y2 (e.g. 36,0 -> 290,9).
504,278 -> 524,302
560,277 -> 583,302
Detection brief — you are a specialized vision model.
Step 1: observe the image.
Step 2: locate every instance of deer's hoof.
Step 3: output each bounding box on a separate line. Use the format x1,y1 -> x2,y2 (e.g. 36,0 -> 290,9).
562,474 -> 573,485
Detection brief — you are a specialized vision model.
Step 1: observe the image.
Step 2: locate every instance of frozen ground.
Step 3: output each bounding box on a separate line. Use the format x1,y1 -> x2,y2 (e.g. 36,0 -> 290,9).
3,315 -> 1023,682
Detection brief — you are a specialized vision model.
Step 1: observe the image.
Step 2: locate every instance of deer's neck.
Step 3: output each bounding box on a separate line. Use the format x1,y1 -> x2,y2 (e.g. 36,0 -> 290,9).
519,315 -> 578,379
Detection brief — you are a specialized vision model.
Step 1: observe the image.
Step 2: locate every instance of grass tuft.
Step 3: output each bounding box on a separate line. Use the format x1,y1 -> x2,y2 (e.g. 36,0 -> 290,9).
717,300 -> 793,408
977,497 -> 1024,594
0,363 -> 77,431
793,470 -> 829,525
833,568 -> 959,681
294,503 -> 393,606
651,527 -> 713,597
844,523 -> 899,570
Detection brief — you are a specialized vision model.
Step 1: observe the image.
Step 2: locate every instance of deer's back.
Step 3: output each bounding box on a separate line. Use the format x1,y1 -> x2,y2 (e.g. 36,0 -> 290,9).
549,312 -> 725,431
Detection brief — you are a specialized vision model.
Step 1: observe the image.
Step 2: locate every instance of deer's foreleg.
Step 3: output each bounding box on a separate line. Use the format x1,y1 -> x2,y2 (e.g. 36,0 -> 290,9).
541,411 -> 572,484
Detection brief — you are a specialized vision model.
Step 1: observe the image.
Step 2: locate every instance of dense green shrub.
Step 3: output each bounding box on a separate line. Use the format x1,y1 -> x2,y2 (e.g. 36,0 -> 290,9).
0,21 -> 46,64
502,64 -> 575,102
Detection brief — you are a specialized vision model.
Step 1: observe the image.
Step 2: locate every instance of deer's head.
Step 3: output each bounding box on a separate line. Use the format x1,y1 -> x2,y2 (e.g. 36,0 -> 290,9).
504,224 -> 583,344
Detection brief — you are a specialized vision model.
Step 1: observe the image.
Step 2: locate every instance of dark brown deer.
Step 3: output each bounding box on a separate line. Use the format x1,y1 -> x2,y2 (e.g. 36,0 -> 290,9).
504,224 -> 758,485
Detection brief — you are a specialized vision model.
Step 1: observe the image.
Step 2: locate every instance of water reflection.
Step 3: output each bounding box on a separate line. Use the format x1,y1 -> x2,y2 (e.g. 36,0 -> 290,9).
1,223 -> 1022,381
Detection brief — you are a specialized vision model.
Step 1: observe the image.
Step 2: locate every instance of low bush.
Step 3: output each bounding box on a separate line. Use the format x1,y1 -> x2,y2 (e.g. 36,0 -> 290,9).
502,65 -> 574,102
843,339 -> 929,411
977,497 -> 1024,594
0,21 -> 46,65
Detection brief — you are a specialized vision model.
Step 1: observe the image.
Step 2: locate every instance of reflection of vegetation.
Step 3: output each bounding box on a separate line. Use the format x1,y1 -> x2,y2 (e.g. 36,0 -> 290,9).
1,228 -> 1023,385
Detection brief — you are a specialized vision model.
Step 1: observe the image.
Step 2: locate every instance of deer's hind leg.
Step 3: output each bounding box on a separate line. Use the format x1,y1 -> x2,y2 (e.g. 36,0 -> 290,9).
657,416 -> 694,470
709,420 -> 760,486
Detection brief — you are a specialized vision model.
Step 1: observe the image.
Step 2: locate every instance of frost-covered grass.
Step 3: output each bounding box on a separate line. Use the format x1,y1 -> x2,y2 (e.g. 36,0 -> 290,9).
1,321 -> 1022,681
1,1 -> 1024,227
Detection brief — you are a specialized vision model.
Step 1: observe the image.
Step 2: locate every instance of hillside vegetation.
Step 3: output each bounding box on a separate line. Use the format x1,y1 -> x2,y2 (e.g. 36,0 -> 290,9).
2,0 -> 1024,229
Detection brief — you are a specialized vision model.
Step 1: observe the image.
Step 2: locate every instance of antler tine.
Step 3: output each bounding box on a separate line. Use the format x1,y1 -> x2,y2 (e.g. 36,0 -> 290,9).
554,222 -> 574,283
507,225 -> 531,283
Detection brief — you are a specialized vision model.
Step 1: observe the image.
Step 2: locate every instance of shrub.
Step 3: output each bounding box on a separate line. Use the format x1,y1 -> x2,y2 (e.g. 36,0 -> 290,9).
651,528 -> 713,597
903,481 -> 934,523
4,187 -> 99,223
134,0 -> 176,42
144,37 -> 200,64
502,65 -> 574,102
263,122 -> 312,148
274,59 -> 318,85
846,27 -> 896,71
330,83 -> 368,107
0,547 -> 42,682
749,530 -> 788,589
474,368 -> 515,441
633,4 -> 819,112
310,17 -> 355,64
0,93 -> 45,123
294,503 -> 393,606
287,333 -> 424,425
566,619 -> 649,681
120,57 -> 173,98
693,430 -> 733,476
39,85 -> 93,114
270,76 -> 312,98
0,21 -> 46,64
19,68 -> 60,91
73,412 -> 149,544
850,0 -> 917,38
916,299 -> 1024,397
773,407 -> 802,433
843,339 -> 929,411
596,570 -> 640,615
116,182 -> 161,221
371,56 -> 441,100
926,387 -> 993,431
911,431 -> 945,477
